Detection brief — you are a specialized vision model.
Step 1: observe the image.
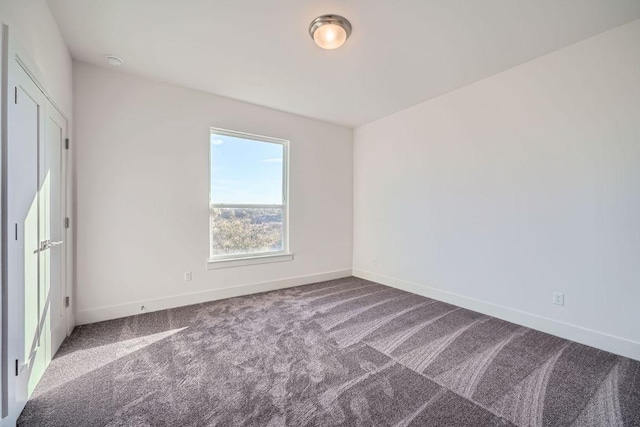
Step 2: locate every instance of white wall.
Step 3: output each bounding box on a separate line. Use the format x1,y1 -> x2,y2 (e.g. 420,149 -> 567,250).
353,19 -> 640,360
0,0 -> 72,114
73,62 -> 353,323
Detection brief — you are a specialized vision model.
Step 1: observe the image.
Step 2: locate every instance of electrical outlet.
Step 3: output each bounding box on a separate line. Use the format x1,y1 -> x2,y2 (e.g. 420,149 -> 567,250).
553,292 -> 564,306
184,271 -> 192,281
372,258 -> 378,266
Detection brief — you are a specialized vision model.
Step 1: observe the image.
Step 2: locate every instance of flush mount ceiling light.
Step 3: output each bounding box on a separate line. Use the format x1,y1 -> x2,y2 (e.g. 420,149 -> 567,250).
309,15 -> 352,50
105,55 -> 123,66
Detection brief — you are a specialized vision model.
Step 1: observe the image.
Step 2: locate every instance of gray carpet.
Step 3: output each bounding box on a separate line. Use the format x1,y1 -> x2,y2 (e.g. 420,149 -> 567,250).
18,277 -> 640,426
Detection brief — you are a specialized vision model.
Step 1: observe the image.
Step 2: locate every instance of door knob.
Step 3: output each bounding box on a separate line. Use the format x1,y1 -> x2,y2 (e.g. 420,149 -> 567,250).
48,240 -> 64,248
33,239 -> 64,254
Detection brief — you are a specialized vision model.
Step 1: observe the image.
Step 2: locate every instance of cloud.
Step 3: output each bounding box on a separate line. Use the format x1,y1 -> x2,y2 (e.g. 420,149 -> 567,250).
261,158 -> 282,163
212,139 -> 224,145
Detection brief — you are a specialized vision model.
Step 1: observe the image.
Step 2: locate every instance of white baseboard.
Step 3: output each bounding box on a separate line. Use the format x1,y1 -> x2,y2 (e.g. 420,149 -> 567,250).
76,269 -> 352,325
353,269 -> 640,361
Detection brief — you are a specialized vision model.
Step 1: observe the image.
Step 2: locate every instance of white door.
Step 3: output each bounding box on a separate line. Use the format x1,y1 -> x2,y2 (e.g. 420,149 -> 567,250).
42,99 -> 67,356
8,60 -> 43,402
7,60 -> 67,404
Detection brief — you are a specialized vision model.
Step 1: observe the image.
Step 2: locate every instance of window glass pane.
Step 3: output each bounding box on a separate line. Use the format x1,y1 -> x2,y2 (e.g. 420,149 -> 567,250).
210,207 -> 283,256
210,133 -> 283,205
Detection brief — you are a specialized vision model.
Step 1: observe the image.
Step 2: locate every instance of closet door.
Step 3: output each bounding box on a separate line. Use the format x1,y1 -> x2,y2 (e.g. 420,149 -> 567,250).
42,99 -> 67,358
8,62 -> 47,400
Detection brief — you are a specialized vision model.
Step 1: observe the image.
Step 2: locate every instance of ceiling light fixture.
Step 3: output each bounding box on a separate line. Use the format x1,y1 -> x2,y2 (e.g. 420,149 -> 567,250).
105,55 -> 123,66
309,15 -> 352,50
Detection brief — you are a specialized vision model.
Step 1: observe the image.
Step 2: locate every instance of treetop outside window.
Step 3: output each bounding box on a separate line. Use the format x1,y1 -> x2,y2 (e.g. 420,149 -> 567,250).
209,128 -> 290,263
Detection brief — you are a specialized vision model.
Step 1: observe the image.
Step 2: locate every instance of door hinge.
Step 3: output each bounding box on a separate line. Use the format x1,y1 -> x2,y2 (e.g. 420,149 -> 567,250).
65,217 -> 70,229
14,86 -> 17,104
15,223 -> 18,240
15,359 -> 19,376
65,138 -> 69,149
65,296 -> 70,308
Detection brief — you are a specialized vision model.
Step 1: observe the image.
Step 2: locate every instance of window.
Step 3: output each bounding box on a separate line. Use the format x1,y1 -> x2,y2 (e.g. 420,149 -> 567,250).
208,128 -> 290,266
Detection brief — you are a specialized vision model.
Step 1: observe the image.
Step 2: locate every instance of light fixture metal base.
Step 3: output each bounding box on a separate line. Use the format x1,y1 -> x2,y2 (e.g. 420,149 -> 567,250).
309,14 -> 352,40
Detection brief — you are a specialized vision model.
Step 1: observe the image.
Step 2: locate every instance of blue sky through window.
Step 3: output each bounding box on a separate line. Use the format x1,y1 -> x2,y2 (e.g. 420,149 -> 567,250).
210,132 -> 284,205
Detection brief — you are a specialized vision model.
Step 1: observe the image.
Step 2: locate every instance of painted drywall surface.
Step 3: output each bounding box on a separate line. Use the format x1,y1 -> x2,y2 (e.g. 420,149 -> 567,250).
354,20 -> 640,346
0,0 -> 72,114
73,62 -> 353,316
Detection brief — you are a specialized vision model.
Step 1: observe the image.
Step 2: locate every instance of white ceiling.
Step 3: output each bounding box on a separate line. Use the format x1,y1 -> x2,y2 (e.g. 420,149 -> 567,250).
48,0 -> 640,127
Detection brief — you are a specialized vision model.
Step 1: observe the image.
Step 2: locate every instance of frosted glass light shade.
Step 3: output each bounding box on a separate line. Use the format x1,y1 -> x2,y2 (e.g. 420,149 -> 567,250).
313,23 -> 347,49
309,15 -> 352,50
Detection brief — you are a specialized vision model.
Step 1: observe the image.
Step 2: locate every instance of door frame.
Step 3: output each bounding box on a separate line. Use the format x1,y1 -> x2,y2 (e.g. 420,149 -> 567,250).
0,19 -> 5,421
12,38 -> 72,337
0,25 -> 73,423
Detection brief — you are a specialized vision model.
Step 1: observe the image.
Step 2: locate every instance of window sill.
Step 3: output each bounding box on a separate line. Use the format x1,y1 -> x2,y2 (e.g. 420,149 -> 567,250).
207,253 -> 294,270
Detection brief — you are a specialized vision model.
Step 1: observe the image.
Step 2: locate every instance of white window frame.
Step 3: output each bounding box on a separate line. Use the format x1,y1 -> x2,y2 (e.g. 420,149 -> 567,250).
207,127 -> 292,269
